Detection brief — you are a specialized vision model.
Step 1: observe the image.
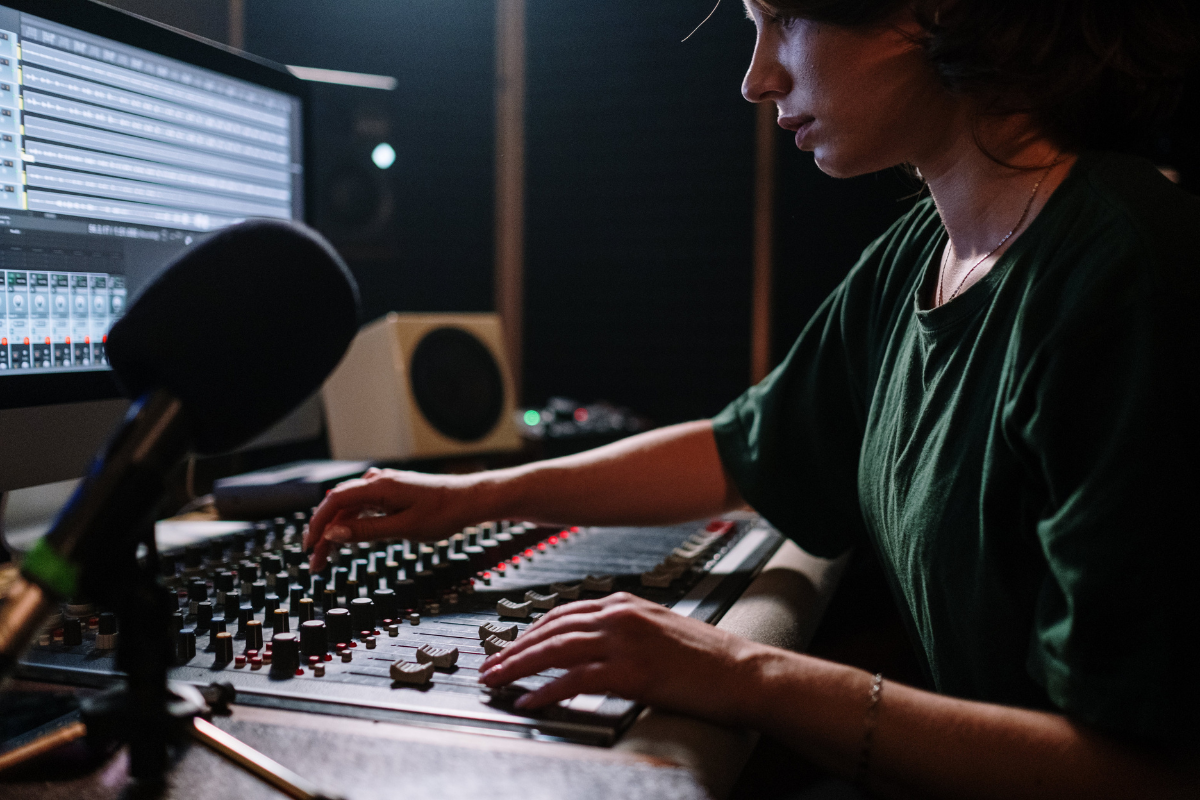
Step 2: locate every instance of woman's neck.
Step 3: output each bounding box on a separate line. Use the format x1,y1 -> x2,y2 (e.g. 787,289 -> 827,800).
915,119 -> 1076,306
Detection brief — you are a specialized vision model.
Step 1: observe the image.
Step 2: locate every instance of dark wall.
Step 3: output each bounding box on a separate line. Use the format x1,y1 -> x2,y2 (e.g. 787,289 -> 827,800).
97,0 -> 229,44
245,0 -> 497,323
521,2 -> 758,423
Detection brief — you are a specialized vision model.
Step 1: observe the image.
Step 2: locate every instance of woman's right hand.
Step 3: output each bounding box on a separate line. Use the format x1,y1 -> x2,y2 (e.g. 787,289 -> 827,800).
303,467 -> 490,571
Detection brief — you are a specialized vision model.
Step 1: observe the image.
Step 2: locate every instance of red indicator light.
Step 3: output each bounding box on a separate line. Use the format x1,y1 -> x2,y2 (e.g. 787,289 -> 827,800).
496,563 -> 506,572
102,335 -> 107,343
511,556 -> 521,564
1,338 -> 6,346
23,337 -> 29,345
574,408 -> 589,422
295,668 -> 305,676
548,536 -> 559,545
44,337 -> 50,345
84,336 -> 90,344
537,543 -> 547,552
64,337 -> 70,345
324,653 -> 333,661
570,526 -> 580,533
524,549 -> 534,558
559,530 -> 570,539
482,572 -> 492,580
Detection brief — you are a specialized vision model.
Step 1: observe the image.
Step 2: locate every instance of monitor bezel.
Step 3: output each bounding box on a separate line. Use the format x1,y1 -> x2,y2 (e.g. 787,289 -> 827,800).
0,0 -> 311,411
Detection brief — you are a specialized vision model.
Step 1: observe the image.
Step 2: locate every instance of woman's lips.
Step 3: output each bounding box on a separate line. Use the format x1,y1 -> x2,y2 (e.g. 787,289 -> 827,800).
778,115 -> 816,147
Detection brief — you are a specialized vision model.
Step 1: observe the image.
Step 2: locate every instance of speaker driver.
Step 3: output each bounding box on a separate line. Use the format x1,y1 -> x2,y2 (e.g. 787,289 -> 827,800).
409,327 -> 504,442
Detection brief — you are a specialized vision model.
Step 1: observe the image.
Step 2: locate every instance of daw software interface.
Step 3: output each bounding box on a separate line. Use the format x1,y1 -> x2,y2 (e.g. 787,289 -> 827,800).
0,5 -> 303,373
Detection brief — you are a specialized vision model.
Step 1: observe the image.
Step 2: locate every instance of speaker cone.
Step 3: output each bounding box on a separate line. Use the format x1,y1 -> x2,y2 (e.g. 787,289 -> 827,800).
409,327 -> 504,442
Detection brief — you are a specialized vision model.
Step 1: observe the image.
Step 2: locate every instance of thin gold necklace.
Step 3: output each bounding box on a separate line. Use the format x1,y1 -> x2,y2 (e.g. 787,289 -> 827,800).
936,163 -> 1055,306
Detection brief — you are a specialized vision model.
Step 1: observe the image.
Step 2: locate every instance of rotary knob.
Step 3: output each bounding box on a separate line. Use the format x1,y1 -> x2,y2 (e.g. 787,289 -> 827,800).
213,631 -> 234,663
244,619 -> 264,651
272,608 -> 290,633
196,601 -> 214,631
299,619 -> 328,657
371,588 -> 398,621
95,612 -> 118,649
269,632 -> 300,678
325,607 -> 353,645
349,597 -> 375,634
295,597 -> 315,624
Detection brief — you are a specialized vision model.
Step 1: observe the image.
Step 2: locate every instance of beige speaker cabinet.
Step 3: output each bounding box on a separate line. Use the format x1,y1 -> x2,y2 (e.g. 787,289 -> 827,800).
323,313 -> 522,461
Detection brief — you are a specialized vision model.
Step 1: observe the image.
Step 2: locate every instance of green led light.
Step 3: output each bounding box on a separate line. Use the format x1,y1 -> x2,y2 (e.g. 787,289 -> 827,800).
523,409 -> 540,426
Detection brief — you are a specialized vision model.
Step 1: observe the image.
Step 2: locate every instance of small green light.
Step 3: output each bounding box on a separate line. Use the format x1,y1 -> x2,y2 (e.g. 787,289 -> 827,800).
523,409 -> 540,426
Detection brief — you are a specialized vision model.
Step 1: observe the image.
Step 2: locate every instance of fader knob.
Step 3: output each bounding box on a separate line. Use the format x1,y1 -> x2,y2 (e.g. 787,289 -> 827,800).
63,617 -> 83,646
176,628 -> 197,662
269,632 -> 300,678
391,578 -> 418,610
371,588 -> 397,621
299,620 -> 328,657
272,608 -> 290,633
237,605 -> 254,634
325,607 -> 353,645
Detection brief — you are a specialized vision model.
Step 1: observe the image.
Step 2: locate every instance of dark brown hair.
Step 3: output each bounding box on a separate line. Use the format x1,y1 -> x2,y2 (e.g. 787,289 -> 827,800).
752,0 -> 1198,153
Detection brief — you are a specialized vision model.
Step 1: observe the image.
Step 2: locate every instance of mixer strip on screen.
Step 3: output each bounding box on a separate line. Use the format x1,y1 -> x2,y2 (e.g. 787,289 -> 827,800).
18,514 -> 782,745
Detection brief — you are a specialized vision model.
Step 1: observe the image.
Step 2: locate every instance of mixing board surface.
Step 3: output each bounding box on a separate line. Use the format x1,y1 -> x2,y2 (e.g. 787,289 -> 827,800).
18,516 -> 782,745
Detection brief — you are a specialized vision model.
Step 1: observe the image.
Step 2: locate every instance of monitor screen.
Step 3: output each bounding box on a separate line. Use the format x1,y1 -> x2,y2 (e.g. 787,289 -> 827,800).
0,1 -> 308,494
0,5 -> 303,378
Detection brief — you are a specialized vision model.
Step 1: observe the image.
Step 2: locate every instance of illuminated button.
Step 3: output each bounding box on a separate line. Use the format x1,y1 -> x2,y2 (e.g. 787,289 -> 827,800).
482,636 -> 511,656
390,660 -> 435,685
479,621 -> 518,641
496,598 -> 532,619
415,644 -> 458,668
524,590 -> 558,610
549,582 -> 581,601
581,575 -> 614,593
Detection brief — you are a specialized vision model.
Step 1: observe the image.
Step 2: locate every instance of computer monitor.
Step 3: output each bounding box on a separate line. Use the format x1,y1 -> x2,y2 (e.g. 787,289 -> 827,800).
0,0 -> 308,493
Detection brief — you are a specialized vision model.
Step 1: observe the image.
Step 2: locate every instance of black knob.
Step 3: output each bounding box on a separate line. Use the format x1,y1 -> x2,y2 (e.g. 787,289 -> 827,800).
264,594 -> 280,617
176,628 -> 196,662
188,579 -> 208,604
254,521 -> 271,546
272,608 -> 290,633
244,619 -> 264,651
222,590 -> 241,612
299,620 -> 328,657
349,597 -> 375,633
231,531 -> 249,553
371,588 -> 398,621
288,584 -> 304,609
325,607 -> 353,645
208,539 -> 226,561
351,558 -> 369,580
170,611 -> 185,637
160,555 -> 179,578
344,578 -> 359,600
215,571 -> 235,593
208,617 -> 227,642
382,561 -> 400,584
332,566 -> 349,593
284,546 -> 305,568
296,597 -> 315,624
63,617 -> 83,646
269,632 -> 300,678
214,631 -> 234,663
184,544 -> 204,569
236,605 -> 254,634
238,561 -> 259,584
310,575 -> 325,598
98,611 -> 117,636
296,564 -> 311,589
196,601 -> 214,631
274,571 -> 289,592
263,554 -> 283,574
322,588 -> 338,611
250,580 -> 267,610
392,578 -> 418,610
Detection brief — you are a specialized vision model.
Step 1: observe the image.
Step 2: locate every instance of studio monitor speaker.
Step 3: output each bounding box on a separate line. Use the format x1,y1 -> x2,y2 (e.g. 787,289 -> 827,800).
323,313 -> 522,461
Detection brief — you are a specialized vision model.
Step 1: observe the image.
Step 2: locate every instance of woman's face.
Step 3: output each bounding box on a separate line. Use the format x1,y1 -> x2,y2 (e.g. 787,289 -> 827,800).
742,4 -> 958,178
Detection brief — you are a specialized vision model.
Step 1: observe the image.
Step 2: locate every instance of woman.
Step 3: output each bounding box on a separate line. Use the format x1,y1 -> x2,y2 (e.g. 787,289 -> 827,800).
305,1 -> 1199,795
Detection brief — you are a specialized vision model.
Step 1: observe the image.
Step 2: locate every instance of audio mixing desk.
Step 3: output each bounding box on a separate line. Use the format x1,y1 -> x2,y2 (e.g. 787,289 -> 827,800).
16,514 -> 786,747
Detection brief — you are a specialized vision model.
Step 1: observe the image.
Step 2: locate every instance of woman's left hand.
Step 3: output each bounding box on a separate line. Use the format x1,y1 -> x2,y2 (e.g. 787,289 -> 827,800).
477,592 -> 767,722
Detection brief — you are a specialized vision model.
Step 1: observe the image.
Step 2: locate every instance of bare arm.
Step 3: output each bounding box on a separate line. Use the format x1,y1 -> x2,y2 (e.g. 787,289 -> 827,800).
478,594 -> 1197,800
304,420 -> 741,569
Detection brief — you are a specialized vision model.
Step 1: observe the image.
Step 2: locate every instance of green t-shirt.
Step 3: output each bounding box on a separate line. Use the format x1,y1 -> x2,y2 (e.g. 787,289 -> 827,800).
712,152 -> 1199,744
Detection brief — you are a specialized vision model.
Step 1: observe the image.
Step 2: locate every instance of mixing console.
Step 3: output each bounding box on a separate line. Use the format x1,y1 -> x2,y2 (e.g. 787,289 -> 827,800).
17,514 -> 782,745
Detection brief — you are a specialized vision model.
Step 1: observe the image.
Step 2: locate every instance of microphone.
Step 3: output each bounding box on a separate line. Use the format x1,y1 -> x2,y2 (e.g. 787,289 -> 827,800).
0,219 -> 360,679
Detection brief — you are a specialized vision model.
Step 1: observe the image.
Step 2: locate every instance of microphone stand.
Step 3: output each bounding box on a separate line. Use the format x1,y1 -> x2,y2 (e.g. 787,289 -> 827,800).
0,390 -> 339,798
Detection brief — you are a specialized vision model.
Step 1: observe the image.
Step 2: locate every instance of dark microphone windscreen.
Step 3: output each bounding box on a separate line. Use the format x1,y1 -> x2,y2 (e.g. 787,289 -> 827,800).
106,219 -> 360,454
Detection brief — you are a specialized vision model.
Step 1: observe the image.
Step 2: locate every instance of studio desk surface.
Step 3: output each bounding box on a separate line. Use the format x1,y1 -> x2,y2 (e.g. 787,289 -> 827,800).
0,520 -> 845,800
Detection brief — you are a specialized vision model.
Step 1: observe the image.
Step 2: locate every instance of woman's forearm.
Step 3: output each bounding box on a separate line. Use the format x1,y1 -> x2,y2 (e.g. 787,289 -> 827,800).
473,419 -> 743,527
739,648 -> 1195,800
